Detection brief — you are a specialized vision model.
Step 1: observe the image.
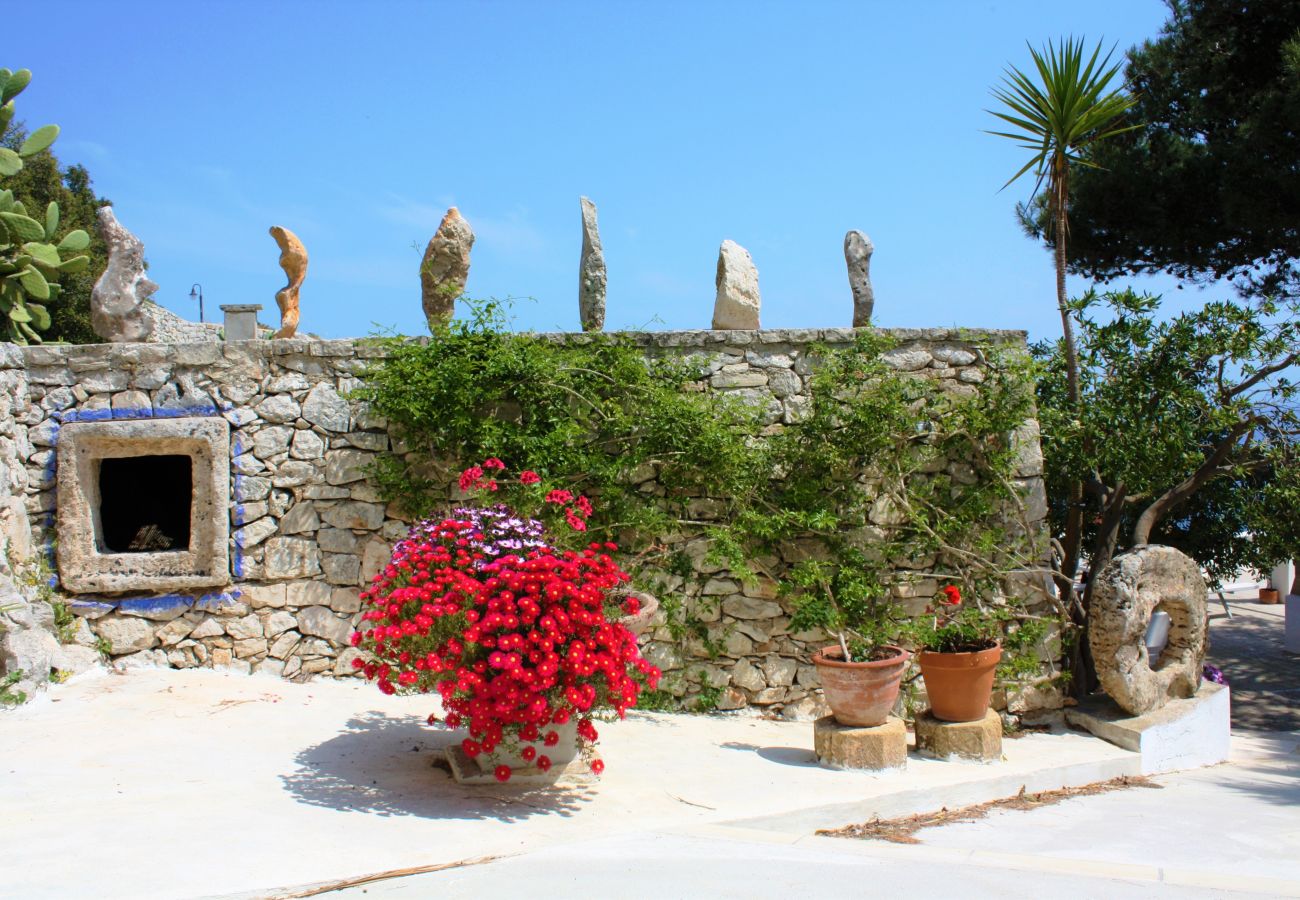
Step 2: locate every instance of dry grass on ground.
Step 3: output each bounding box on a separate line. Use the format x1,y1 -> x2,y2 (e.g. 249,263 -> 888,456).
819,775 -> 1162,844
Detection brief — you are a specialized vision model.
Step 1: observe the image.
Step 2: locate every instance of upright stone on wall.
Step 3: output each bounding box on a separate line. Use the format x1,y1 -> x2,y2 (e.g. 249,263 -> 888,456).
90,207 -> 155,343
713,240 -> 761,330
844,230 -> 875,326
578,197 -> 607,332
420,207 -> 475,331
269,225 -> 308,339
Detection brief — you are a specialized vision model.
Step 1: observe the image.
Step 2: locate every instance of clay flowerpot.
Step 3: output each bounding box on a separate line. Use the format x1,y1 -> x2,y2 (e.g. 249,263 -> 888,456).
917,643 -> 1002,723
616,590 -> 659,639
1259,588 -> 1281,605
812,644 -> 911,727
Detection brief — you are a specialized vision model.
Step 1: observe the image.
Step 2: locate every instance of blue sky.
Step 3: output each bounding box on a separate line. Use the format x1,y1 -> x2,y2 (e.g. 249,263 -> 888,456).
15,0 -> 1206,341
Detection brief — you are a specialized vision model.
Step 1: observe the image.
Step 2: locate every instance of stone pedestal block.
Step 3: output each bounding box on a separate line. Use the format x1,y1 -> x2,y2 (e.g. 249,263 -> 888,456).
1285,594 -> 1300,655
914,708 -> 1002,761
443,744 -> 594,786
1065,682 -> 1230,775
813,715 -> 907,771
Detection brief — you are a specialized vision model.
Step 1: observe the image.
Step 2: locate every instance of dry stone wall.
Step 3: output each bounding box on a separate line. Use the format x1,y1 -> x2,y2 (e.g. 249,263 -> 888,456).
9,328 -> 1056,717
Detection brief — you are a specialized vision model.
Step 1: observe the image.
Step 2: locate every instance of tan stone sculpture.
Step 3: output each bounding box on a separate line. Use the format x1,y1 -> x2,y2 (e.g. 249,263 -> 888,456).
1088,545 -> 1208,715
420,207 -> 475,330
269,225 -> 307,339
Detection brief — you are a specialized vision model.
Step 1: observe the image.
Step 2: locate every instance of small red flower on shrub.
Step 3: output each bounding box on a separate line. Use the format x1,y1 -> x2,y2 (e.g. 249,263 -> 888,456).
941,585 -> 962,606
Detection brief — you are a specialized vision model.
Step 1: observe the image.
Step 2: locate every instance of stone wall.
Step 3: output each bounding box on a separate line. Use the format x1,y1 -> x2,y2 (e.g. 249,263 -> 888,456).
10,328 -> 1058,717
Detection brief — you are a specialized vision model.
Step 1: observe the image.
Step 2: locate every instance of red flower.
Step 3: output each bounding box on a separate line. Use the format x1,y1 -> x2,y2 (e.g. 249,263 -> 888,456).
590,758 -> 604,775
537,755 -> 552,772
458,465 -> 484,491
494,764 -> 512,783
941,585 -> 962,606
545,489 -> 573,505
520,470 -> 541,485
482,458 -> 506,471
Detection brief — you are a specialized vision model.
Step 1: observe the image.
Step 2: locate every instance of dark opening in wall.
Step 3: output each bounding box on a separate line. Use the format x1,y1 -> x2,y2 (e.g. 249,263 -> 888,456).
98,455 -> 193,553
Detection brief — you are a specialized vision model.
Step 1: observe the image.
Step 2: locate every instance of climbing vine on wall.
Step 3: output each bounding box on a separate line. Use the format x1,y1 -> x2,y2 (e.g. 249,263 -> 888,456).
357,301 -> 1057,695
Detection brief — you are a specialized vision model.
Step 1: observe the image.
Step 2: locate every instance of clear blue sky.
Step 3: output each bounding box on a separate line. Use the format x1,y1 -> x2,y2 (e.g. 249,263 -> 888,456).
16,0 -> 1205,341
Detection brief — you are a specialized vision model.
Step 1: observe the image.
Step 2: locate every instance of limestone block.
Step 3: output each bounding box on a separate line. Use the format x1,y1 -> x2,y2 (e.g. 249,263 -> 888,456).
881,348 -> 932,371
302,384 -> 350,432
914,708 -> 1003,761
94,616 -> 158,655
252,426 -> 294,459
721,595 -> 781,619
317,528 -> 361,554
290,429 -> 326,460
287,580 -> 332,607
262,537 -> 321,580
90,207 -> 155,343
255,394 -> 300,424
189,617 -> 224,639
271,461 -> 316,488
322,553 -> 361,585
156,618 -> 197,646
360,539 -> 390,584
297,606 -> 352,645
325,449 -> 373,485
233,637 -> 269,658
814,715 -> 906,770
730,658 -> 766,692
268,631 -> 301,659
330,588 -> 362,613
234,516 -> 277,549
713,240 -> 760,330
242,583 -> 287,609
279,503 -> 321,535
321,501 -> 385,531
1,628 -> 59,682
262,611 -> 297,638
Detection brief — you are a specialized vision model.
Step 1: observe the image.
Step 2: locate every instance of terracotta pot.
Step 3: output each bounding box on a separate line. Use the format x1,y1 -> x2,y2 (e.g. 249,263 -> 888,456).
917,643 -> 1002,723
1259,588 -> 1281,605
812,644 -> 911,727
616,590 -> 659,638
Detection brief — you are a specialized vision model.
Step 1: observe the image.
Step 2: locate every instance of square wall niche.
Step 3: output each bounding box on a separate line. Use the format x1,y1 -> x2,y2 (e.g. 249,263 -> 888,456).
56,417 -> 230,594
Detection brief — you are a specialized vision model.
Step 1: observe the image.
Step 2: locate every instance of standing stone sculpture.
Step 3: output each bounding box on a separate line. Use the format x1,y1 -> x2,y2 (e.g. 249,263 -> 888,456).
420,207 -> 474,330
578,197 -> 606,332
90,207 -> 155,343
269,225 -> 307,339
713,239 -> 761,330
844,230 -> 875,326
1088,545 -> 1208,715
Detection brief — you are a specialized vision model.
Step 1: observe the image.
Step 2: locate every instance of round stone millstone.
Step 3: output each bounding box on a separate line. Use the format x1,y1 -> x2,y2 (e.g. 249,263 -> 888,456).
1088,545 -> 1208,716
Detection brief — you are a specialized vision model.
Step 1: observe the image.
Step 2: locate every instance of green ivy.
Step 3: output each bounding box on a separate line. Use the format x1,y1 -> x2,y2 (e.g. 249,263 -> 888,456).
358,300 -> 1056,688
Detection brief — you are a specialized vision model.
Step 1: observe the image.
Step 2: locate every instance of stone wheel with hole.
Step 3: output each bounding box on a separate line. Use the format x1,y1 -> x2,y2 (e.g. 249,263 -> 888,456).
1088,545 -> 1207,715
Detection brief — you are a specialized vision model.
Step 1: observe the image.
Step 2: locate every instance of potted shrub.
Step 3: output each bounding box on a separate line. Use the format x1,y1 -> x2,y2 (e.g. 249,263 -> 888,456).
351,459 -> 661,782
788,557 -> 910,727
911,585 -> 1003,722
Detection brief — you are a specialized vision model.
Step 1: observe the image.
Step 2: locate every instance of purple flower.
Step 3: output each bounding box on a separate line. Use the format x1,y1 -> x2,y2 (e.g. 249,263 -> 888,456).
1202,663 -> 1227,685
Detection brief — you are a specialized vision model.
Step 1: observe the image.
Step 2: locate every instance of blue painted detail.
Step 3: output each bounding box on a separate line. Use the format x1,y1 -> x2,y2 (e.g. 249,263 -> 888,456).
194,590 -> 241,612
111,406 -> 153,420
70,600 -> 114,617
114,595 -> 193,617
58,405 -> 221,424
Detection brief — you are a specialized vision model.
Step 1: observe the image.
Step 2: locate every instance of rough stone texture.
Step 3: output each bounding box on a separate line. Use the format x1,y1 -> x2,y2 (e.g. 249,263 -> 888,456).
1089,545 -> 1208,716
914,708 -> 1003,760
712,240 -> 761,330
15,327 -> 1051,716
90,207 -> 155,343
420,207 -> 474,330
55,417 -> 230,593
140,303 -> 222,343
578,197 -> 606,332
269,225 -> 307,339
844,230 -> 875,326
813,714 -> 907,770
297,606 -> 352,645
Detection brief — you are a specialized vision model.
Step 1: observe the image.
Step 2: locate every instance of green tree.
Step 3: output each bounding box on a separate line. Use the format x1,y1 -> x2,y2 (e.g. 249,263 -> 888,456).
1035,1 -> 1300,301
987,37 -> 1138,618
1035,289 -> 1300,614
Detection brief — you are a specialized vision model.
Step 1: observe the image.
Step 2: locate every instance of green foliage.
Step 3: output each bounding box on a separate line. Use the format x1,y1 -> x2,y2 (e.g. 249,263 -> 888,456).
359,300 -> 1053,676
1044,0 -> 1300,300
50,599 -> 76,644
1,669 -> 25,706
0,67 -> 92,344
1033,288 -> 1300,584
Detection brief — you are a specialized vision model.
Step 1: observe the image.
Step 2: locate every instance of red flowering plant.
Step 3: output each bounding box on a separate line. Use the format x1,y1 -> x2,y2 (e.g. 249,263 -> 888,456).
351,458 -> 661,781
909,584 -> 1006,654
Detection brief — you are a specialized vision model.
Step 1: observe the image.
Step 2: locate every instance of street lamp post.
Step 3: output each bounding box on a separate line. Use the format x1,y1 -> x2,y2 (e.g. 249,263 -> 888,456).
189,283 -> 205,323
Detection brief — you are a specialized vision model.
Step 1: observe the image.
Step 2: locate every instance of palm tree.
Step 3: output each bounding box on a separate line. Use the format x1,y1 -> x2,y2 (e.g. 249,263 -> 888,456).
988,37 -> 1138,610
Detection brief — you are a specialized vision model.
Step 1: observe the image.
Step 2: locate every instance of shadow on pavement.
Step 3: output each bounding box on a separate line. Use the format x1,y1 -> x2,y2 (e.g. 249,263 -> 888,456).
1207,601 -> 1300,731
720,741 -> 820,767
279,710 -> 594,822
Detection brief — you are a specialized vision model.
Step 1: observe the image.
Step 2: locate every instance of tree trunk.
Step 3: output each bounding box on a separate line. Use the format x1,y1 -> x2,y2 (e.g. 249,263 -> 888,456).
1133,427 -> 1248,546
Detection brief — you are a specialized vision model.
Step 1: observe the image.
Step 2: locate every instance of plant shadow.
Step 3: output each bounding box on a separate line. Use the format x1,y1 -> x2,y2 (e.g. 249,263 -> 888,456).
279,710 -> 594,822
720,740 -> 820,767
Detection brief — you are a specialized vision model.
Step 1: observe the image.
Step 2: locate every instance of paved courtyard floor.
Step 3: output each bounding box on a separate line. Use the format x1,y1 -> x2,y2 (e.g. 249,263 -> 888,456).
2,595 -> 1296,899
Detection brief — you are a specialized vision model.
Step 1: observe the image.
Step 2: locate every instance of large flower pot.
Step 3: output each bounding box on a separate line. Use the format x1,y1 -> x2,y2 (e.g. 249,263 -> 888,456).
485,720 -> 581,769
812,644 -> 911,727
917,643 -> 1002,723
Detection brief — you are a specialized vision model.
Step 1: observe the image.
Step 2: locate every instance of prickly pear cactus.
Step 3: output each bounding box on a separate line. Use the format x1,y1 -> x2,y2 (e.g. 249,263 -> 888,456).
0,67 -> 90,344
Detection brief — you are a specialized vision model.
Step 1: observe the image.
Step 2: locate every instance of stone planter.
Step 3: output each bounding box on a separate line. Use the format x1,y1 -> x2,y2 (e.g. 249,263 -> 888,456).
1259,588 -> 1281,604
484,719 -> 581,770
918,643 -> 1002,723
812,644 -> 910,727
616,590 -> 659,639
